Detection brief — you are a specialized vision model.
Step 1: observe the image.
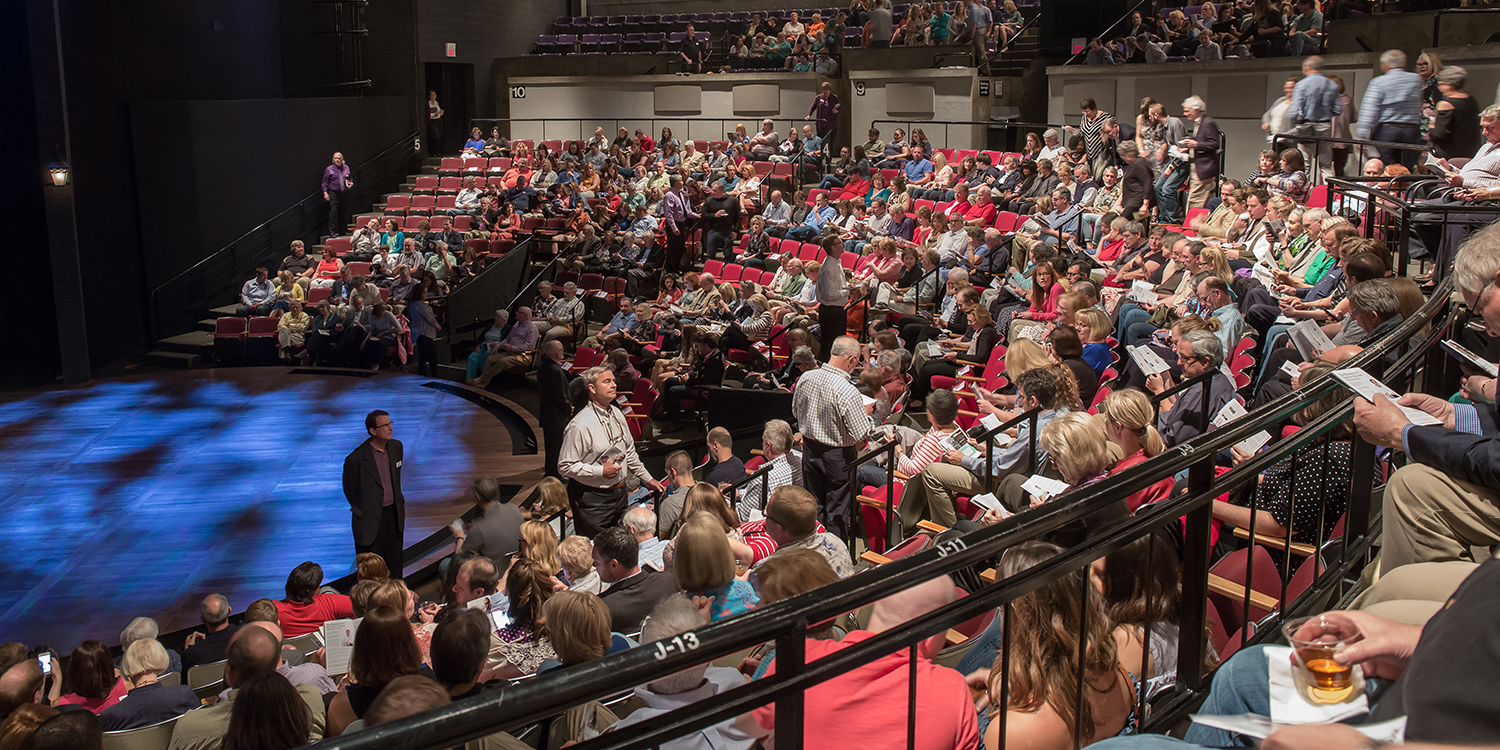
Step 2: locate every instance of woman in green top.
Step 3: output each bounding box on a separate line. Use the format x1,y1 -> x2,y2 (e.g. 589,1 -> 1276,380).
1274,216 -> 1355,289
865,172 -> 892,205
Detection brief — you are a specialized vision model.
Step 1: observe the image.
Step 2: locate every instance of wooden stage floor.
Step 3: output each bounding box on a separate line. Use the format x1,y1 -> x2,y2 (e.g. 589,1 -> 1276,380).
0,369 -> 543,651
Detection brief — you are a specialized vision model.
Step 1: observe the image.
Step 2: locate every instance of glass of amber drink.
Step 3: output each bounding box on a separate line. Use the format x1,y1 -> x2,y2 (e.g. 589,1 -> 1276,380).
1282,614 -> 1363,703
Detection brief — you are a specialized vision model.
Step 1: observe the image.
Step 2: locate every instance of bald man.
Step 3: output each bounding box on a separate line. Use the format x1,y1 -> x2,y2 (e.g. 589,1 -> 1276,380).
168,624 -> 328,750
734,575 -> 979,749
0,659 -> 50,723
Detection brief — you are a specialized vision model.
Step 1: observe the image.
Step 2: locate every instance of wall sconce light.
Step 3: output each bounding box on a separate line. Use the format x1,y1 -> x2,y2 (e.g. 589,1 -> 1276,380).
47,160 -> 70,187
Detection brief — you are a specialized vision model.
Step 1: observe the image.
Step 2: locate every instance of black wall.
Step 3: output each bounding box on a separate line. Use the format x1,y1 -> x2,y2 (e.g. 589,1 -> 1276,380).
4,0 -> 423,383
416,0 -> 568,121
130,97 -> 417,290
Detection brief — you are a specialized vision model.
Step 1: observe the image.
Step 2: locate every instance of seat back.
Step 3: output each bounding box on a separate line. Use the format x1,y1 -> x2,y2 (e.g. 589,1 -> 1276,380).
214,317 -> 246,336
1209,545 -> 1282,627
246,317 -> 279,336
102,716 -> 178,750
187,659 -> 227,695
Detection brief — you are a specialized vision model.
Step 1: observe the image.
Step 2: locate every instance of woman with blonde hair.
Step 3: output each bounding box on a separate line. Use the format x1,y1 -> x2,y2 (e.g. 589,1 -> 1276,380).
976,338 -> 1053,412
1074,308 -> 1114,377
1034,413 -> 1115,505
519,519 -> 562,579
540,591 -> 614,670
673,514 -> 758,622
1096,388 -> 1173,511
972,541 -> 1135,750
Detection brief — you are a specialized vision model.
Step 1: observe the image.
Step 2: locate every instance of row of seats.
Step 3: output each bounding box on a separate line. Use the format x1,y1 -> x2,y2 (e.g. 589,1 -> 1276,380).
550,2 -> 1043,33
532,32 -> 710,56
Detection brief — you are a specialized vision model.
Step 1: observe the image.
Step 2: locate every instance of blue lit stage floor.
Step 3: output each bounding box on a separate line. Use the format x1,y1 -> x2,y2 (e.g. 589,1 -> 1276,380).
0,369 -> 543,651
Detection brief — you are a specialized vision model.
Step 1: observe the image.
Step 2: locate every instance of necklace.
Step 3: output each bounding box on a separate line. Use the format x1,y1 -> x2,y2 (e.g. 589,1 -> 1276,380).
591,402 -> 624,444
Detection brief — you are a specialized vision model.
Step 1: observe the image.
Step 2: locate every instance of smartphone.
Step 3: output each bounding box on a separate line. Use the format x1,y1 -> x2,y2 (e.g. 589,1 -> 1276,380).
37,653 -> 51,675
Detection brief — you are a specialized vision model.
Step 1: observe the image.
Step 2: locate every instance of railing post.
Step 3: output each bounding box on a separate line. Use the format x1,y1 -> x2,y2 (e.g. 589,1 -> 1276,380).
774,621 -> 808,750
1176,444 -> 1215,692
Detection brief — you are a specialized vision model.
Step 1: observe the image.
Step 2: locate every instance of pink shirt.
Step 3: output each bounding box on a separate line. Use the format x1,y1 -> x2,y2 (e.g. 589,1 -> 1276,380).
59,677 -> 130,713
753,631 -> 980,750
1026,282 -> 1064,321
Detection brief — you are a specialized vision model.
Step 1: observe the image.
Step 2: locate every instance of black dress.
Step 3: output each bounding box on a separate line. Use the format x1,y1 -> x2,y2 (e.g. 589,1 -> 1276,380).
1430,96 -> 1482,161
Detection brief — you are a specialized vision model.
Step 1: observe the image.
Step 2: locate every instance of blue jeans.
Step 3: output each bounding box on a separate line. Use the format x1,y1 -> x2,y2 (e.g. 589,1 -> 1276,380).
1256,326 -> 1292,384
1155,166 -> 1189,224
819,174 -> 846,190
785,225 -> 820,242
957,611 -> 1007,676
856,462 -> 892,488
845,239 -> 870,255
1117,304 -> 1153,343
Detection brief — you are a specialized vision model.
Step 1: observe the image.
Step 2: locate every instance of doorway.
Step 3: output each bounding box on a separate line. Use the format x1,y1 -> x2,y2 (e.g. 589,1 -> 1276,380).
425,62 -> 475,156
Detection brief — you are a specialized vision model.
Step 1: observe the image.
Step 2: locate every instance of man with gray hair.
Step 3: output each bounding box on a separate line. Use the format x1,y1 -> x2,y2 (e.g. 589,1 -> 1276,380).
735,419 -> 798,522
1354,224 -> 1500,574
450,475 -> 524,568
1288,55 -> 1342,179
468,306 -> 538,386
182,595 -> 238,674
559,366 -> 663,536
1039,128 -> 1064,161
792,336 -> 880,539
1180,96 -> 1221,209
537,281 -> 584,344
1148,328 -> 1235,446
612,595 -> 756,749
1357,50 -> 1424,167
1411,104 -> 1500,267
622,506 -> 668,572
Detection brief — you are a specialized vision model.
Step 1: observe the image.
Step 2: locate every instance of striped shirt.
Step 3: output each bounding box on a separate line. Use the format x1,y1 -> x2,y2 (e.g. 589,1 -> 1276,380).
897,426 -> 962,476
1079,111 -> 1112,160
793,364 -> 876,447
1355,68 -> 1423,139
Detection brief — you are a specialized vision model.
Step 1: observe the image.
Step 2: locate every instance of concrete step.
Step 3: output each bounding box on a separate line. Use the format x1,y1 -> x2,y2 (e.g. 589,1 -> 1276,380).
197,318 -> 220,333
157,331 -> 216,356
209,304 -> 240,317
146,350 -> 201,369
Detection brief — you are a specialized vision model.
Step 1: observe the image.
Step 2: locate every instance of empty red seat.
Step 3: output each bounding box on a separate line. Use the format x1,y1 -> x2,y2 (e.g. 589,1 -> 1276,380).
489,157 -> 511,172
439,158 -> 464,173
346,262 -> 372,277
324,237 -> 351,257
412,176 -> 439,194
452,215 -> 471,232
308,287 -> 331,304
214,317 -> 247,363
383,195 -> 410,215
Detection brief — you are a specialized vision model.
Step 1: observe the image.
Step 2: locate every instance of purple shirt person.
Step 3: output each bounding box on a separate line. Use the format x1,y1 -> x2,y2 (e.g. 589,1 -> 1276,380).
322,152 -> 354,236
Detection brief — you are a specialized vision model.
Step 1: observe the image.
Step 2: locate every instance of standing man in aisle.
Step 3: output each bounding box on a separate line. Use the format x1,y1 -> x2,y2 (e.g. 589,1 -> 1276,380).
559,366 -> 664,536
663,175 -> 699,274
537,339 -> 573,479
814,235 -> 851,360
1180,96 -> 1221,210
1356,49 -> 1424,168
1288,56 -> 1342,180
793,335 -> 878,542
343,409 -> 405,577
323,152 -> 353,238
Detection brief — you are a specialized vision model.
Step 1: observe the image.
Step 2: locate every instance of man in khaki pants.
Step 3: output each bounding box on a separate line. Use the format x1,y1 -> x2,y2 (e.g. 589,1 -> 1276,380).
1353,224 -> 1500,577
1179,95 -> 1220,210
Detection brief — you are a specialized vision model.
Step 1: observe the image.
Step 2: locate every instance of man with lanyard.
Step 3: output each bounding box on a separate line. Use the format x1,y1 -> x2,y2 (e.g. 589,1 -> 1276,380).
559,366 -> 664,536
813,235 -> 852,360
792,335 -> 879,541
1287,56 -> 1342,181
322,152 -> 353,238
662,175 -> 698,274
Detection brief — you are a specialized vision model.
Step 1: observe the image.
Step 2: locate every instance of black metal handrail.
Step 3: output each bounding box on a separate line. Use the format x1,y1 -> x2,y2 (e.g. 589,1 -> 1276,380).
1432,7 -> 1500,45
984,10 -> 1041,67
1269,131 -> 1434,187
846,437 -> 900,549
305,274 -> 1454,750
1062,0 -> 1156,65
148,131 -> 419,340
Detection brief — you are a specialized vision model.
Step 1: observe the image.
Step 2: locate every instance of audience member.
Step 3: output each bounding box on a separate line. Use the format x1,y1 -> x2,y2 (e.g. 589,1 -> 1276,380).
182,594 -> 238,674
595,525 -> 679,633
169,624 -> 326,750
274,561 -> 353,638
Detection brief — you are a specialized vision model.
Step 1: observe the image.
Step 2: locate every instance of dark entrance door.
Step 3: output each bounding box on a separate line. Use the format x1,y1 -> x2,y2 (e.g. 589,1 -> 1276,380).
424,62 -> 475,156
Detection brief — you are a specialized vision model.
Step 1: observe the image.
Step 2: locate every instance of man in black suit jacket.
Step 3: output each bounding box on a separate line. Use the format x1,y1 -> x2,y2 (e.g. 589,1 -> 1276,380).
343,409 -> 406,576
1180,95 -> 1220,210
537,339 -> 573,478
1354,223 -> 1500,576
1118,141 -> 1154,223
592,527 -> 678,633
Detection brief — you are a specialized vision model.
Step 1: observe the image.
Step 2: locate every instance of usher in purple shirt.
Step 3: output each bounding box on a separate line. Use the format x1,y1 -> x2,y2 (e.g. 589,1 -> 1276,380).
322,163 -> 351,193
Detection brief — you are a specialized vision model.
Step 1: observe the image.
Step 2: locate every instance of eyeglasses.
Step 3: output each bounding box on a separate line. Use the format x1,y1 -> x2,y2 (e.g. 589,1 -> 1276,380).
375,421 -> 394,430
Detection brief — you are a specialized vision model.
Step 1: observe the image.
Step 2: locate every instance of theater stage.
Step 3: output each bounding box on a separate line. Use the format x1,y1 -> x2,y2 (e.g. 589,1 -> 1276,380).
0,369 -> 544,652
